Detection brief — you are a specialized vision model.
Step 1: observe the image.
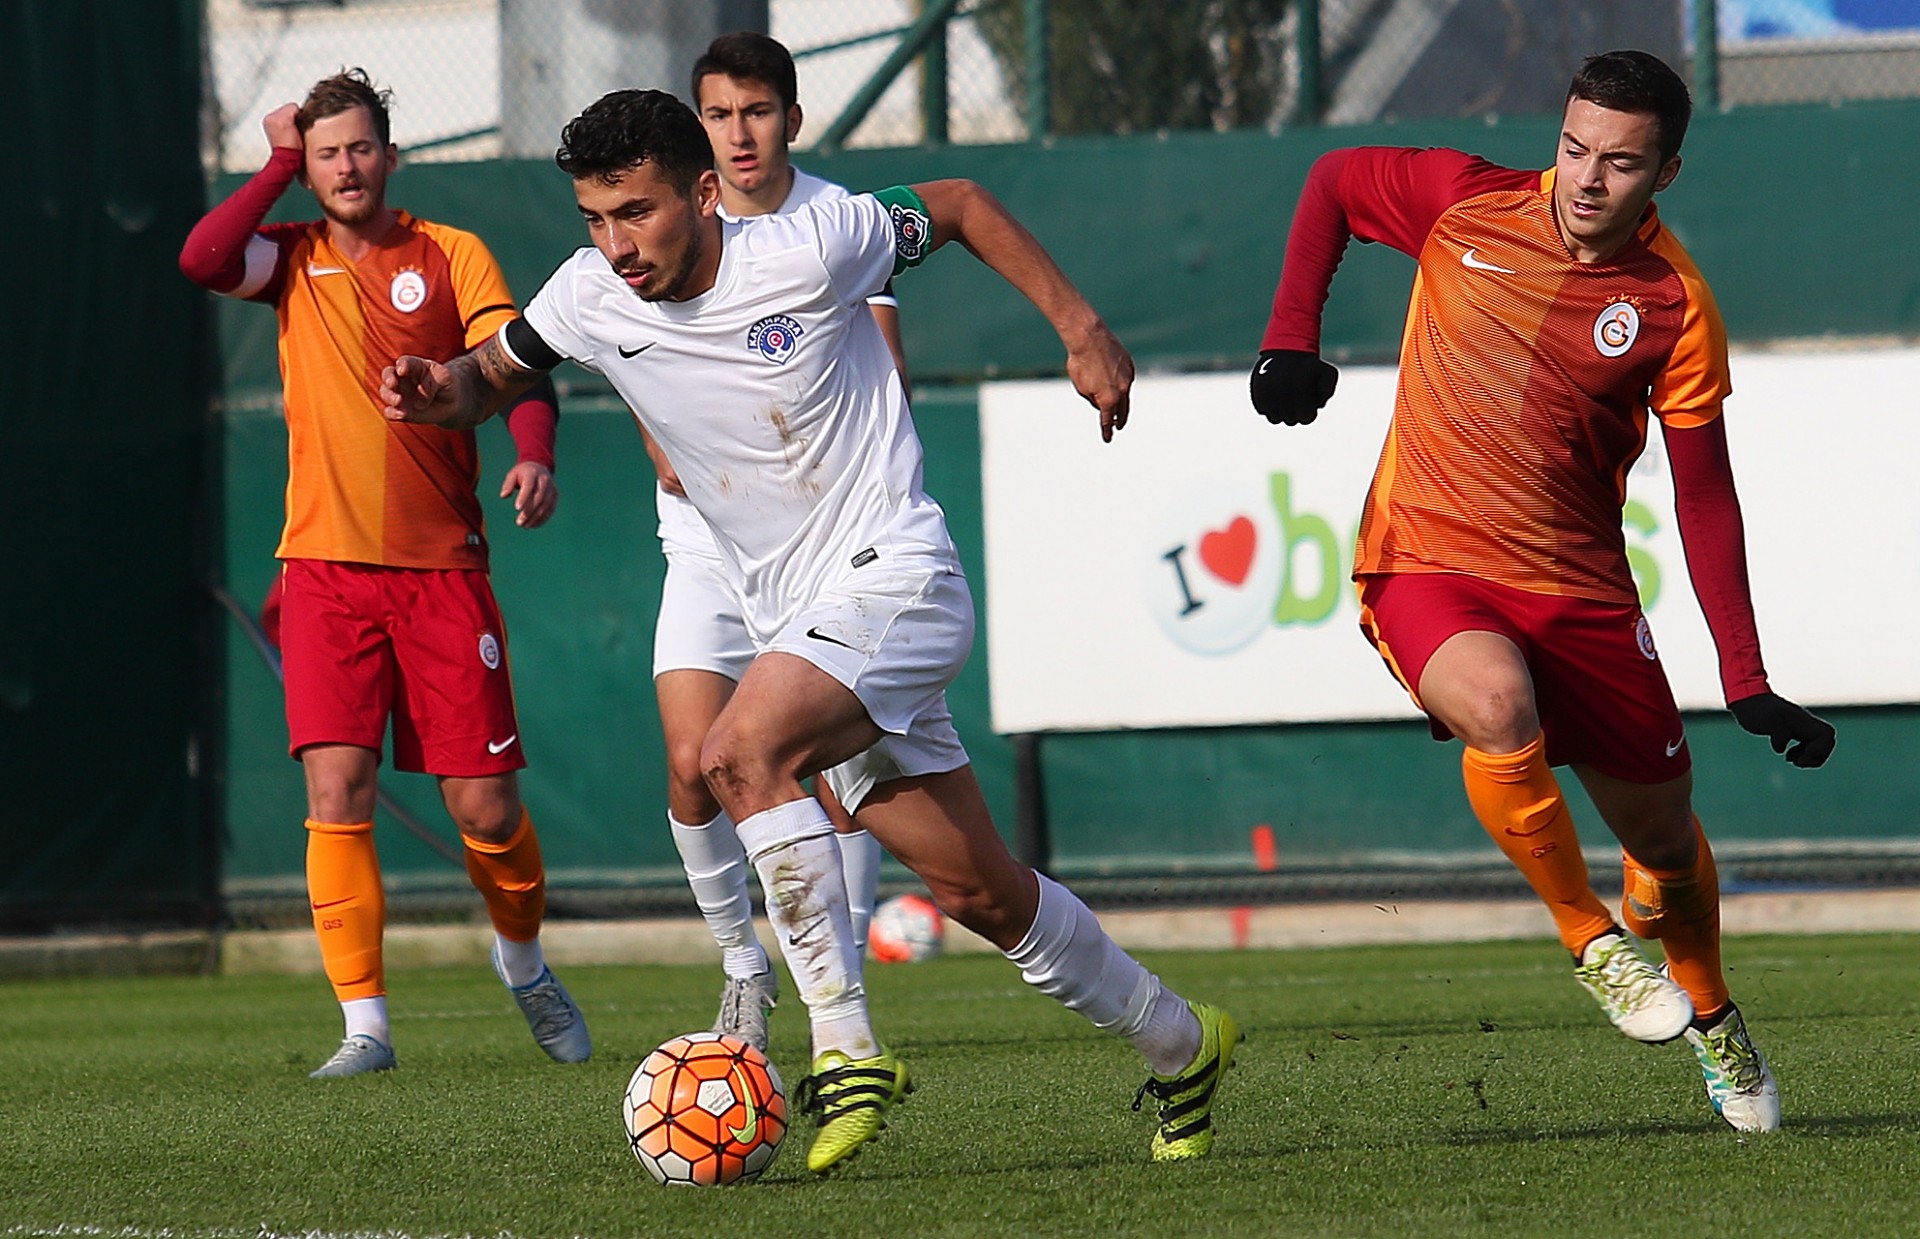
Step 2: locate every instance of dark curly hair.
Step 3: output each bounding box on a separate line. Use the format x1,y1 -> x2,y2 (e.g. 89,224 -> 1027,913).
298,68 -> 392,146
554,89 -> 713,192
1567,50 -> 1692,163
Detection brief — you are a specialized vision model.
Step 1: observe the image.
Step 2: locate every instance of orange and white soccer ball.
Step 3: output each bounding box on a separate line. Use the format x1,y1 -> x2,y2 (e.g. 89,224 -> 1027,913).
869,892 -> 945,963
622,1032 -> 786,1186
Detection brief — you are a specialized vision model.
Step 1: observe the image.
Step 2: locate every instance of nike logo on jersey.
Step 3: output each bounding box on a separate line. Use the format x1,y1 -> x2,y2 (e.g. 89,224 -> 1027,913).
618,342 -> 656,358
487,734 -> 519,755
805,626 -> 858,651
1461,248 -> 1516,274
306,263 -> 349,276
1665,736 -> 1685,757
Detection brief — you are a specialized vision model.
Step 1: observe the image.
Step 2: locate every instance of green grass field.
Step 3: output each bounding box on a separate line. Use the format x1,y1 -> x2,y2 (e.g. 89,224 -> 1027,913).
3,931 -> 1916,1238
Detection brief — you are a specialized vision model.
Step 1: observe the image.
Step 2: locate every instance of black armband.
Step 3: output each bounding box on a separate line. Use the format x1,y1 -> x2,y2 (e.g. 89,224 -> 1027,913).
501,316 -> 565,372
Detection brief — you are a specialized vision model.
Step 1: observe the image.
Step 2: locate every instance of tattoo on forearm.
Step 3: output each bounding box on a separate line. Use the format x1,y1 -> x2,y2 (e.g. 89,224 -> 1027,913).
436,357 -> 488,430
434,338 -> 538,430
475,336 -> 520,395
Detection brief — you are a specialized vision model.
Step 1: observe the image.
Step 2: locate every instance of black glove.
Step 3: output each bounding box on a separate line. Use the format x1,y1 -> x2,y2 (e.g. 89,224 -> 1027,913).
1249,349 -> 1339,426
1728,691 -> 1836,768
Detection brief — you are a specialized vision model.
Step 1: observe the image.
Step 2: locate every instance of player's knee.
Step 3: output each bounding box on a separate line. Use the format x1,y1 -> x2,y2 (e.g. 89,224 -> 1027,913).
924,877 -> 1018,942
699,732 -> 757,804
665,736 -> 710,800
1452,683 -> 1538,752
453,805 -> 520,845
305,769 -> 377,824
444,781 -> 523,845
1621,817 -> 1696,872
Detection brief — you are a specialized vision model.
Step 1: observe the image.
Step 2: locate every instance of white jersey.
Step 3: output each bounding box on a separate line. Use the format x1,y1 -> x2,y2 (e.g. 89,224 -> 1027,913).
659,166 -> 888,558
519,191 -> 954,643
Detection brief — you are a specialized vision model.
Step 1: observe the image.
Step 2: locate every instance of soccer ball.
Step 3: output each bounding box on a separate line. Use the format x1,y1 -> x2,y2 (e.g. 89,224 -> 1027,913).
622,1032 -> 786,1186
869,892 -> 945,963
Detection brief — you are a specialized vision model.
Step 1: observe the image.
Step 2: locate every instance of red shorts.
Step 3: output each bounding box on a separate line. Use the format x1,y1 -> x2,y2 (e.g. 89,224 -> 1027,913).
279,559 -> 525,776
1357,572 -> 1689,784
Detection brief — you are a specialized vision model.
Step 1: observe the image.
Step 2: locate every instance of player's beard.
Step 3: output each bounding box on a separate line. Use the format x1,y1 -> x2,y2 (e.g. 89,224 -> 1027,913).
632,226 -> 704,303
320,176 -> 385,228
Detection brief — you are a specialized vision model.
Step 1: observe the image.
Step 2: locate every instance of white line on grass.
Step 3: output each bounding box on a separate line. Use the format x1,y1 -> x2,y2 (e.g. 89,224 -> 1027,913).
5,1227 -> 578,1239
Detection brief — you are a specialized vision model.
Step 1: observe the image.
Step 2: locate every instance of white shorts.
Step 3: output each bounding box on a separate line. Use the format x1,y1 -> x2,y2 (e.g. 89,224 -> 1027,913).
652,547 -> 756,681
763,560 -> 974,813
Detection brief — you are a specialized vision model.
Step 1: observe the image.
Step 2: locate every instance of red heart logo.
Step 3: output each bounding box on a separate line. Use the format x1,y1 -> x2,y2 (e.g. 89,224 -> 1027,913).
1198,516 -> 1256,586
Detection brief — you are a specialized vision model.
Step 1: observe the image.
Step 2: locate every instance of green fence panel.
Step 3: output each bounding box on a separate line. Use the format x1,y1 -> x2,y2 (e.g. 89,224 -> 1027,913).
5,0 -> 215,927
1038,709 -> 1920,879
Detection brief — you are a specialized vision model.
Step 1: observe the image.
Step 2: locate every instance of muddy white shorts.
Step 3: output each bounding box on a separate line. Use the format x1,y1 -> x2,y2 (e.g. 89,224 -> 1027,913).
762,558 -> 974,812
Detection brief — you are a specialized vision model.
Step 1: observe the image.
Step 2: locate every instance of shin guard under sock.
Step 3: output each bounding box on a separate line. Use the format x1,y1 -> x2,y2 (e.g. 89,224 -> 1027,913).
463,807 -> 547,944
306,819 -> 385,1002
1461,739 -> 1616,955
1624,816 -> 1729,1017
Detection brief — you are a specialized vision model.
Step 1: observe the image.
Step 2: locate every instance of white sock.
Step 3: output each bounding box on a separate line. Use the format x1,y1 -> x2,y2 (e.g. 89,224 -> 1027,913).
341,996 -> 390,1046
1004,873 -> 1201,1076
737,799 -> 874,1059
670,811 -> 771,979
836,828 -> 882,952
494,934 -> 546,988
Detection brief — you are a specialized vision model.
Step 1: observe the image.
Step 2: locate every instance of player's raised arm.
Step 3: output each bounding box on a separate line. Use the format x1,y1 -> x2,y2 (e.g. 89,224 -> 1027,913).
906,179 -> 1132,441
381,327 -> 551,431
178,103 -> 304,299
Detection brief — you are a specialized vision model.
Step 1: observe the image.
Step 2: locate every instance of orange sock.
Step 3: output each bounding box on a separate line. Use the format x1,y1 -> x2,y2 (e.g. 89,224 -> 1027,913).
463,807 -> 546,943
305,819 -> 385,1002
1623,816 -> 1728,1018
1461,739 -> 1616,955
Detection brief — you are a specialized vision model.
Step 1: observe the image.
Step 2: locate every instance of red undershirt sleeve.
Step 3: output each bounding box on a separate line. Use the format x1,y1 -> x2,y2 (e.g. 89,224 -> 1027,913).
1663,415 -> 1771,703
178,145 -> 302,296
1261,147 -> 1529,352
501,377 -> 559,472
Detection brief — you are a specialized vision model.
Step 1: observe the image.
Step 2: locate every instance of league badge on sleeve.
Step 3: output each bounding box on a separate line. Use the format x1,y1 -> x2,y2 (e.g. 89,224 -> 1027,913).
746,314 -> 805,364
871,186 -> 933,271
889,201 -> 930,265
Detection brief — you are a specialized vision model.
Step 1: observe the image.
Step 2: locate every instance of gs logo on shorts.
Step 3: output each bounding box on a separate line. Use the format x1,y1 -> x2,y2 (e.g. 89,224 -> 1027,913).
478,632 -> 502,670
1634,615 -> 1659,661
747,314 -> 805,363
889,202 -> 931,265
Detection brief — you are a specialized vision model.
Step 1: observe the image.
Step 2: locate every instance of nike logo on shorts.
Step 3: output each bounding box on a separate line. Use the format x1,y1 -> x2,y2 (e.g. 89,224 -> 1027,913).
618,342 -> 655,358
1665,736 -> 1685,757
488,734 -> 519,755
805,626 -> 858,651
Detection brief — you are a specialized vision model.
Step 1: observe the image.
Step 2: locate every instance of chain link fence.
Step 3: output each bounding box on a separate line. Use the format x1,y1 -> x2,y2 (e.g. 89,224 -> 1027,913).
202,0 -> 1920,169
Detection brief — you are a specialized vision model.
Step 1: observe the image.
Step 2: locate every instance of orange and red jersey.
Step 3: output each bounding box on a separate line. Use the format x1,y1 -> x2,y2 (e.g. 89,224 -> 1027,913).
257,211 -> 516,569
181,147 -> 535,571
1262,146 -> 1767,700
